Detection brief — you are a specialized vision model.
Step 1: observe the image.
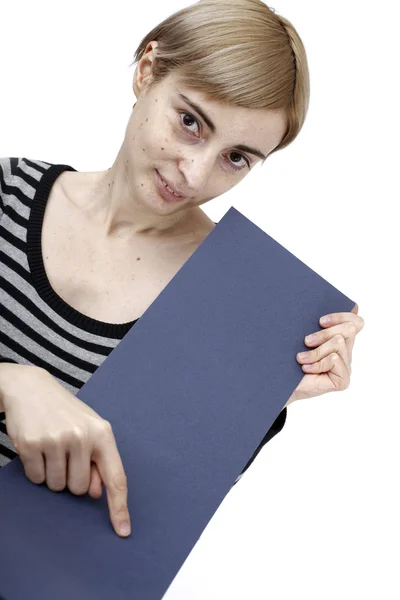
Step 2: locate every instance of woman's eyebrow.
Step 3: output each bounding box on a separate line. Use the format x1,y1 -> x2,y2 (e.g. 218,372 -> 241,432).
234,144 -> 267,161
178,92 -> 267,161
178,93 -> 216,132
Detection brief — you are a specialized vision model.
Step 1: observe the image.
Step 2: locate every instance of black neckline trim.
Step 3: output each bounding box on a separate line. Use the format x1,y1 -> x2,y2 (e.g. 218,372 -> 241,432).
27,162 -> 138,339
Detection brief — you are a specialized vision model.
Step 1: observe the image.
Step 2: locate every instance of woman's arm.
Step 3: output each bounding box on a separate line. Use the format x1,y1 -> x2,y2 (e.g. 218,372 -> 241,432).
0,363 -> 14,413
0,363 -> 43,413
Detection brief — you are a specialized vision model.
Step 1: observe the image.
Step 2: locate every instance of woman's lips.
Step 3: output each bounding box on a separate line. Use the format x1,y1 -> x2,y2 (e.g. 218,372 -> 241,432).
155,170 -> 186,203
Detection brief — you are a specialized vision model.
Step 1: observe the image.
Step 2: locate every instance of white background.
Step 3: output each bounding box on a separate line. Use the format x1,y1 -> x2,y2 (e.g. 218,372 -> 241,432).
1,0 -> 399,598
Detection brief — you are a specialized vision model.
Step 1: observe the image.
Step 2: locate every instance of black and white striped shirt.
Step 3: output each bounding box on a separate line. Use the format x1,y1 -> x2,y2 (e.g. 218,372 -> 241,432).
0,156 -> 287,477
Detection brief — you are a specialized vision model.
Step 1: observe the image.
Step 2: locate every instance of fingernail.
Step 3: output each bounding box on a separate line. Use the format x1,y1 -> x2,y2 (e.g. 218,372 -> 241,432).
305,334 -> 316,343
320,316 -> 331,325
120,522 -> 131,536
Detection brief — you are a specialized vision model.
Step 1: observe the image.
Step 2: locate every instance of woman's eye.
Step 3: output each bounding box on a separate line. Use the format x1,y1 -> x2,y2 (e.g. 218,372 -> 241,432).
178,112 -> 250,172
227,152 -> 250,171
180,112 -> 200,136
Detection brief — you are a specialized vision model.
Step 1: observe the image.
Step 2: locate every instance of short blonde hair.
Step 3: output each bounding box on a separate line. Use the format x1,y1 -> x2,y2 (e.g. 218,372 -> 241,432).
130,0 -> 310,158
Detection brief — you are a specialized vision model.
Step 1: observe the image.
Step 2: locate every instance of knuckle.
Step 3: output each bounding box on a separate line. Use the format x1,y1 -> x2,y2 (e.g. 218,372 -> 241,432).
347,322 -> 357,335
48,481 -> 66,492
25,468 -> 45,485
98,419 -> 113,436
47,470 -> 67,492
70,425 -> 89,447
19,436 -> 42,453
112,472 -> 128,492
43,432 -> 63,448
32,474 -> 46,485
339,377 -> 349,390
334,334 -> 345,345
67,466 -> 91,496
331,352 -> 340,364
68,482 -> 89,496
113,504 -> 129,519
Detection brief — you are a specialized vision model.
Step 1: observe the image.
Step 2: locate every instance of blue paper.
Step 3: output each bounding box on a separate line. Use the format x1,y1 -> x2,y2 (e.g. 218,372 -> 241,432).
0,207 -> 355,599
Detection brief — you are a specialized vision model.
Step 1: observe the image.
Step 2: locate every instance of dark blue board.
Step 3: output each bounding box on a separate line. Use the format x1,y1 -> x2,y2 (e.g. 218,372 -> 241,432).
0,207 -> 355,599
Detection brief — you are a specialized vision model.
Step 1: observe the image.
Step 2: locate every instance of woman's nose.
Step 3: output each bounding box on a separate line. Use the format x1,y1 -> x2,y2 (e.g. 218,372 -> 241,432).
178,149 -> 215,193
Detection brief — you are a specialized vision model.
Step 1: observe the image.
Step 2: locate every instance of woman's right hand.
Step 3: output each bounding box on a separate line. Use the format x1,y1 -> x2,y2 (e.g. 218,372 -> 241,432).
0,363 -> 131,538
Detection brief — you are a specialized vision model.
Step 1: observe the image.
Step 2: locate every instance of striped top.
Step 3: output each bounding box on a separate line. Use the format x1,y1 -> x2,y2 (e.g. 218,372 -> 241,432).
0,156 -> 287,480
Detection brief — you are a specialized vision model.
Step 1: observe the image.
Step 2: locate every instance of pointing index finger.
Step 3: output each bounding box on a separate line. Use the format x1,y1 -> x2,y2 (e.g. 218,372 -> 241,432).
93,424 -> 131,537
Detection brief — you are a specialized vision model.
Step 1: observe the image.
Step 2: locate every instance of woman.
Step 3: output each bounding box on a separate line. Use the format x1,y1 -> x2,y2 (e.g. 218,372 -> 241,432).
0,0 -> 364,539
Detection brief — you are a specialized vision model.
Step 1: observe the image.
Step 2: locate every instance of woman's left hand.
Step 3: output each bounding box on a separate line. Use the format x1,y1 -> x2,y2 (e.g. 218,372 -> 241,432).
285,304 -> 365,407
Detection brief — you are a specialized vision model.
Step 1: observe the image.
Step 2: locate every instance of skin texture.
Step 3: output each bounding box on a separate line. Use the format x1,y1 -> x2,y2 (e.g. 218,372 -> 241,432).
2,41 -> 365,537
0,364 -> 131,538
1,43 -> 290,539
288,303 -> 365,407
79,42 -> 364,499
66,41 -> 288,240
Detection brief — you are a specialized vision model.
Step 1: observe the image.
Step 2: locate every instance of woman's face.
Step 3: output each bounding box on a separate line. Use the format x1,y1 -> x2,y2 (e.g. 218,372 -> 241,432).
123,68 -> 287,216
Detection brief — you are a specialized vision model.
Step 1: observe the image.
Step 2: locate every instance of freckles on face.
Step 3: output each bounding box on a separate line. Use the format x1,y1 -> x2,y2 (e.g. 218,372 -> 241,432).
138,105 -> 171,164
128,73 -> 285,208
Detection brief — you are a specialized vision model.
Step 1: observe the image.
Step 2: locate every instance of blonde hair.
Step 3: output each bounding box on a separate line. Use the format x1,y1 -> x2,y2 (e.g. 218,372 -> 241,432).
130,0 -> 310,158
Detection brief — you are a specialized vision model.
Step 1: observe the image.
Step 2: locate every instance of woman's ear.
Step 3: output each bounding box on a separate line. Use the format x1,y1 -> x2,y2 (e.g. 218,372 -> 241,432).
133,41 -> 159,98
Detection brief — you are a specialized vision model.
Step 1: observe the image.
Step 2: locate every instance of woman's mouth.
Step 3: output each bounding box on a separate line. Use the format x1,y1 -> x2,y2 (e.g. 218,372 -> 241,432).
155,170 -> 186,203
